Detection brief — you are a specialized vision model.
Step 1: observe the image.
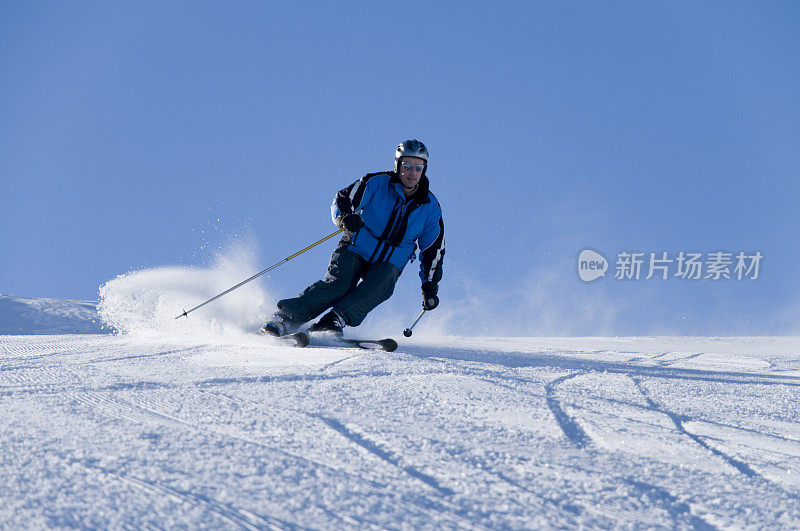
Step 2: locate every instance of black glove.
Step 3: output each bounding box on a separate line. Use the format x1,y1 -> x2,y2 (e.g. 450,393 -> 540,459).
422,282 -> 439,311
340,213 -> 364,232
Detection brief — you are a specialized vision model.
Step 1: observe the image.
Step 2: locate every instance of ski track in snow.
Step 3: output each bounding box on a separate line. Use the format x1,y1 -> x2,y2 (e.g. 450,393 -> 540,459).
2,334 -> 800,528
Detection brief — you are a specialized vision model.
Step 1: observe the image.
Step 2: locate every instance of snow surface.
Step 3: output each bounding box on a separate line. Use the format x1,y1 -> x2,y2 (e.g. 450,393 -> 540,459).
2,291 -> 800,528
0,295 -> 108,335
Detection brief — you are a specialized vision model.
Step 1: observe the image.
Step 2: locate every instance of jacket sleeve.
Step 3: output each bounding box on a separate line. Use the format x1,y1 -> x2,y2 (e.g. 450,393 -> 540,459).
330,173 -> 378,228
418,200 -> 445,285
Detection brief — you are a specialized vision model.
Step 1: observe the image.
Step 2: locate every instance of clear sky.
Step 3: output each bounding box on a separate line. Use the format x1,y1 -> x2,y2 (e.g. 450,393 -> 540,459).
2,1 -> 799,335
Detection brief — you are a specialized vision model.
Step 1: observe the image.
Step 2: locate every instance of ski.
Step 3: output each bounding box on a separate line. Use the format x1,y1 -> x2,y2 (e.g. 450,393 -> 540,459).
259,327 -> 396,351
339,337 -> 398,352
277,332 -> 311,348
258,328 -> 310,348
307,332 -> 398,352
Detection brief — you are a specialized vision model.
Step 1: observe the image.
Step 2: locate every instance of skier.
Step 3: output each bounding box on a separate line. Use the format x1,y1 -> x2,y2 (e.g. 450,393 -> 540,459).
261,139 -> 445,337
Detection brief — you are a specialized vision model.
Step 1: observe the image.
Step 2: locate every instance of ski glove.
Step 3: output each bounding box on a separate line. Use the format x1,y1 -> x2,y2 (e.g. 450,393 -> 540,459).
422,282 -> 439,311
340,213 -> 364,232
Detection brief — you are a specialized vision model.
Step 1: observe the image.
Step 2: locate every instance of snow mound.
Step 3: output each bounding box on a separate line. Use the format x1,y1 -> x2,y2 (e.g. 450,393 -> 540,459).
0,295 -> 107,334
98,244 -> 274,341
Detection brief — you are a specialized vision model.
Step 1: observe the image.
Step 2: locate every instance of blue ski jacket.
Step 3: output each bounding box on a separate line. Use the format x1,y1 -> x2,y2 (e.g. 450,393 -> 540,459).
331,172 -> 444,285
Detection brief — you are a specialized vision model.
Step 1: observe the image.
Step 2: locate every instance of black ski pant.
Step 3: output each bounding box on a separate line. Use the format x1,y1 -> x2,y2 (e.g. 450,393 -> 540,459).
276,246 -> 400,328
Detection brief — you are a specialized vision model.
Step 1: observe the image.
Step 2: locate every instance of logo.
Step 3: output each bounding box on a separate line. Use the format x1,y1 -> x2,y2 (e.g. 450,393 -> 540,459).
578,250 -> 608,282
576,249 -> 762,282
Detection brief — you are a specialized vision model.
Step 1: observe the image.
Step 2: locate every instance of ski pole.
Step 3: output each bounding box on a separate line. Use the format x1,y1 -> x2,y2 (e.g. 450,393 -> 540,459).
403,309 -> 427,337
175,228 -> 344,319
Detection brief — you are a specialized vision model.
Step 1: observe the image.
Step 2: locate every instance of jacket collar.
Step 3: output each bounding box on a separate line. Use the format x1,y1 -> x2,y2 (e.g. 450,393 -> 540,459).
389,171 -> 430,203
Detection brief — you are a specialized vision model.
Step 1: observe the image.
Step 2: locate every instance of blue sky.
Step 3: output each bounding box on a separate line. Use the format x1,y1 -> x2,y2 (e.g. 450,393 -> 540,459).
2,1 -> 799,335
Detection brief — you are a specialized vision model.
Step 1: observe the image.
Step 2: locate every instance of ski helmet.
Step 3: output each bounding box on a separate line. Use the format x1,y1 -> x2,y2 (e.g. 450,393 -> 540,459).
395,139 -> 429,171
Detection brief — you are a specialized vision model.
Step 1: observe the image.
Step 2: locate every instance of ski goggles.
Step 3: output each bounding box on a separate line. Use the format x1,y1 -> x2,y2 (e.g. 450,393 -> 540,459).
400,161 -> 425,172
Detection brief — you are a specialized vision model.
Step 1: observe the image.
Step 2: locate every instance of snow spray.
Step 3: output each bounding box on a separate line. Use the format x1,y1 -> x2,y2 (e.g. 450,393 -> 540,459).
98,240 -> 274,341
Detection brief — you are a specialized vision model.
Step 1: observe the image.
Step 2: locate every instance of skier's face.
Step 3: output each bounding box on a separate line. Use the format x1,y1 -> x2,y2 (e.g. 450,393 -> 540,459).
398,156 -> 425,192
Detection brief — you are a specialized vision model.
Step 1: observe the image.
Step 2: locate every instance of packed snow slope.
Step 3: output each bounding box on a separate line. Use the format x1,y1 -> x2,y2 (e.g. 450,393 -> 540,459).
2,293 -> 800,528
0,295 -> 108,335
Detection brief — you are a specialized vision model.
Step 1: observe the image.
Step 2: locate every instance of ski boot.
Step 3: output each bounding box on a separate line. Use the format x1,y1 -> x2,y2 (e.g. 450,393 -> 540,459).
259,313 -> 292,337
308,310 -> 346,337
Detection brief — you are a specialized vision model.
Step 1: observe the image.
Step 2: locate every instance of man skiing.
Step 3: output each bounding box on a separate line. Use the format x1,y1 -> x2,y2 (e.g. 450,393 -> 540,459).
261,139 -> 445,337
